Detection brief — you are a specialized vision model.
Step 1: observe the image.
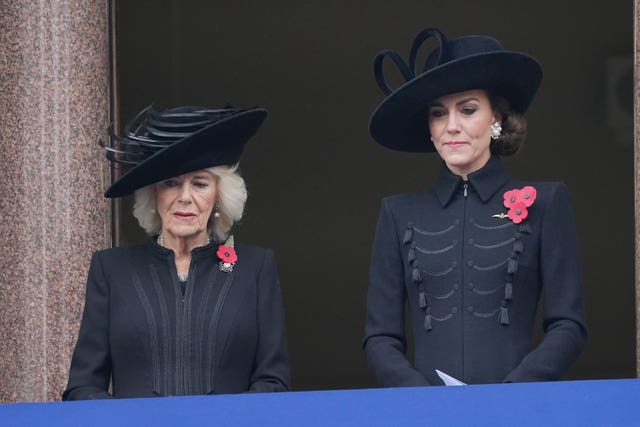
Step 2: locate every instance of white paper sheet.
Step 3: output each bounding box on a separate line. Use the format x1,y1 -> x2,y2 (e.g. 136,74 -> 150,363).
435,369 -> 467,386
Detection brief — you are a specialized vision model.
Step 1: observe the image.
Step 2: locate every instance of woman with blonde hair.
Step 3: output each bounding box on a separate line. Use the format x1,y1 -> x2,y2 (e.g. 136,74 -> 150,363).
64,105 -> 290,399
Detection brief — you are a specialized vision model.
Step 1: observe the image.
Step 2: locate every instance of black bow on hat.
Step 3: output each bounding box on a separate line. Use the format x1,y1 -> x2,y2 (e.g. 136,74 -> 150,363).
369,27 -> 543,152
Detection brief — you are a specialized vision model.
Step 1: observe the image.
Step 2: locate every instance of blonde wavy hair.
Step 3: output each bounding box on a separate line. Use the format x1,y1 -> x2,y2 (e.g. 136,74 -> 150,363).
133,164 -> 247,241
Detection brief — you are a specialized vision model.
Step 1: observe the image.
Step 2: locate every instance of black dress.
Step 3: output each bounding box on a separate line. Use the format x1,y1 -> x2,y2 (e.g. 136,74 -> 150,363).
63,239 -> 290,399
363,156 -> 587,386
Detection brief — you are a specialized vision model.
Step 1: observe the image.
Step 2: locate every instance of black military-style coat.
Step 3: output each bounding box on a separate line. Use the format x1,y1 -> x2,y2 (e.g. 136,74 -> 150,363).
363,156 -> 587,386
63,239 -> 290,399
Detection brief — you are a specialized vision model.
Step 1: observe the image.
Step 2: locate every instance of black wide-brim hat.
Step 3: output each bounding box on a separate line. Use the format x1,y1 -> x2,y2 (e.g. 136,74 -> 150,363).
101,105 -> 267,198
370,27 -> 543,152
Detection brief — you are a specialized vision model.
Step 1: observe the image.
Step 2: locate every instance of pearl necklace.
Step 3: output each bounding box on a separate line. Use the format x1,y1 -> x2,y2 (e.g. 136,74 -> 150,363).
157,233 -> 211,282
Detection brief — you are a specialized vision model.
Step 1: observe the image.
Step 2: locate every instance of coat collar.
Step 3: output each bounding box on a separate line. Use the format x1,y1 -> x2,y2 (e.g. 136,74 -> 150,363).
435,156 -> 510,206
148,235 -> 221,259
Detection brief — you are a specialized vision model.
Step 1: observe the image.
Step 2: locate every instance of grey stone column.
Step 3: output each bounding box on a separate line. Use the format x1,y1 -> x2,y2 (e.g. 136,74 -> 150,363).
0,0 -> 111,402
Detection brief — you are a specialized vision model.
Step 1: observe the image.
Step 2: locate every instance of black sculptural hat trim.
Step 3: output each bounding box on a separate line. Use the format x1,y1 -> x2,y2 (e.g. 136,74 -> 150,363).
101,105 -> 267,198
369,27 -> 543,152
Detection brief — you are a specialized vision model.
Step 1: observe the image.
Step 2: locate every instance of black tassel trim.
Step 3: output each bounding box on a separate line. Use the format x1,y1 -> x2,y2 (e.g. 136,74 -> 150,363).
424,313 -> 432,331
403,227 -> 413,245
408,245 -> 416,265
513,240 -> 523,254
505,282 -> 512,300
499,306 -> 510,325
519,223 -> 532,234
412,268 -> 422,284
418,291 -> 427,308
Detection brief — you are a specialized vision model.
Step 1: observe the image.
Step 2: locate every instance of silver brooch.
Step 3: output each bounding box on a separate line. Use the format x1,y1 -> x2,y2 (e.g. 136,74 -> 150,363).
219,262 -> 235,273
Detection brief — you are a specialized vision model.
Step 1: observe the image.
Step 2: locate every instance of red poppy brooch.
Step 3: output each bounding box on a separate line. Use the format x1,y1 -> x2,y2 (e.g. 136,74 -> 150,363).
217,236 -> 237,273
497,186 -> 537,224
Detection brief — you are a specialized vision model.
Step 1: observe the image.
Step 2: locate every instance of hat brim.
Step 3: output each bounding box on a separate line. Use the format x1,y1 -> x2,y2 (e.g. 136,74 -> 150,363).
369,51 -> 542,152
105,108 -> 267,198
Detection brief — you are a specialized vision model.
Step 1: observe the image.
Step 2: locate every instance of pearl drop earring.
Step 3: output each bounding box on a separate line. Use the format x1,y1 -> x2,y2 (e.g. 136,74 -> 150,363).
490,122 -> 502,140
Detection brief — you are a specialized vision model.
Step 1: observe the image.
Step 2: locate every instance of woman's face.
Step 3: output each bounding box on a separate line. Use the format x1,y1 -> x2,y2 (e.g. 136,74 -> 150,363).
428,89 -> 499,179
155,169 -> 217,241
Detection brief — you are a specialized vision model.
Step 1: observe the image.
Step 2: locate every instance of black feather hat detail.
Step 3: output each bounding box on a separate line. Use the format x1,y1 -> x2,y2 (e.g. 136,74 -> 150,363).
101,105 -> 267,198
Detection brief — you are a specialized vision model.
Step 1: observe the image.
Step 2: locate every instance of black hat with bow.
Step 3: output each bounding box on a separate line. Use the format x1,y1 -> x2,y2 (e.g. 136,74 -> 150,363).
369,27 -> 543,152
101,105 -> 267,198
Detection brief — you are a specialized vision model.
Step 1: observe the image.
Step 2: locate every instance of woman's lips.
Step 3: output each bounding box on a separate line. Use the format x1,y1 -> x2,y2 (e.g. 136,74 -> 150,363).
445,141 -> 467,148
174,212 -> 196,220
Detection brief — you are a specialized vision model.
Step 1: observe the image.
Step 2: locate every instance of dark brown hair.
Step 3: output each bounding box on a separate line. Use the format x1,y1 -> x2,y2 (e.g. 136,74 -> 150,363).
488,92 -> 527,156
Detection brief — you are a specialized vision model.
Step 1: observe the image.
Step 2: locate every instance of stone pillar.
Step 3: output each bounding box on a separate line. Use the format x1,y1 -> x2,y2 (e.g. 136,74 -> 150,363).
0,0 -> 110,402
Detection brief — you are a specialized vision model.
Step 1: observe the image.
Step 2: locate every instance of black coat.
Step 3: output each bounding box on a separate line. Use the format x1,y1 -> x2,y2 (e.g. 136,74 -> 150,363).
363,156 -> 587,386
63,239 -> 290,399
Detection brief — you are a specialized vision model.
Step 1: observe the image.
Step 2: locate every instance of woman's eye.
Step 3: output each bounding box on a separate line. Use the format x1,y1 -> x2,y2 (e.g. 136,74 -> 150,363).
193,181 -> 208,188
429,109 -> 445,118
461,106 -> 477,115
162,179 -> 178,188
